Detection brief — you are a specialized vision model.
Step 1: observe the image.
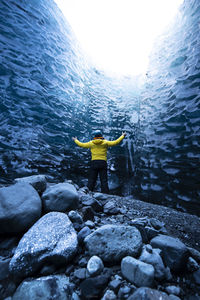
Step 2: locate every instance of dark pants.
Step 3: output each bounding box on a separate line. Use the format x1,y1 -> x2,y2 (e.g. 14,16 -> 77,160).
87,160 -> 109,194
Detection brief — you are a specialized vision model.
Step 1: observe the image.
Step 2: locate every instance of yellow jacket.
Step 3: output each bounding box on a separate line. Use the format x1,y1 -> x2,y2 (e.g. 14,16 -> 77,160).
74,135 -> 125,161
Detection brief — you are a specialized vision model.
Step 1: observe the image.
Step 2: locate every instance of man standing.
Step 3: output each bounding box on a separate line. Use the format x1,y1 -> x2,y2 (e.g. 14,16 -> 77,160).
72,130 -> 126,193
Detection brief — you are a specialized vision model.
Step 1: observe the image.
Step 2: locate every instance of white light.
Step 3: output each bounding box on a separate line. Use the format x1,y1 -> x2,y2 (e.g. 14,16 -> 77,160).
55,0 -> 183,76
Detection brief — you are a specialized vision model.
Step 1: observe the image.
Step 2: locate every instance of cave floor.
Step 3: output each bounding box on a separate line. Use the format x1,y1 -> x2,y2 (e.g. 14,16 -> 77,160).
98,194 -> 200,252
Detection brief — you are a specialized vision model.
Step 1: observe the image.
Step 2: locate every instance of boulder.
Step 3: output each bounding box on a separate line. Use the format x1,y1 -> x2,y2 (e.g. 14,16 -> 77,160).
9,212 -> 78,277
150,235 -> 189,272
128,287 -> 170,300
15,175 -> 47,194
84,225 -> 142,263
42,183 -> 79,213
139,245 -> 167,280
0,182 -> 42,234
12,275 -> 72,300
87,255 -> 104,276
121,256 -> 155,287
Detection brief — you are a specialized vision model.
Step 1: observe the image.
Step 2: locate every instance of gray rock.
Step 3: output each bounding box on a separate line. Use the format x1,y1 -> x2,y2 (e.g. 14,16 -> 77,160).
103,201 -> 119,215
78,226 -> 91,244
87,255 -> 104,276
74,268 -> 86,280
85,220 -> 95,228
15,175 -> 47,194
68,210 -> 83,224
84,225 -> 142,263
118,285 -> 132,299
0,182 -> 41,234
42,183 -> 79,213
128,287 -> 170,300
139,245 -> 167,280
80,272 -> 110,299
121,256 -> 154,287
12,275 -> 72,300
9,212 -> 78,277
150,218 -> 165,230
109,278 -> 122,292
188,247 -> 200,263
165,285 -> 181,296
145,226 -> 159,240
101,289 -> 117,300
71,292 -> 81,300
82,206 -> 95,221
81,195 -> 103,212
168,295 -> 181,300
150,235 -> 189,272
93,193 -> 108,201
187,257 -> 199,272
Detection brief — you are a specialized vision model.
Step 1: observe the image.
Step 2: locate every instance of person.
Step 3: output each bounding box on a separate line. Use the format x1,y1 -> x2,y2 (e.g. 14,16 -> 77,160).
72,130 -> 126,194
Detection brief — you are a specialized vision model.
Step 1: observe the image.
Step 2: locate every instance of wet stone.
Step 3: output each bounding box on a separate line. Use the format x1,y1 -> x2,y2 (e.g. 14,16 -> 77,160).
84,225 -> 142,263
12,275 -> 72,300
9,212 -> 78,278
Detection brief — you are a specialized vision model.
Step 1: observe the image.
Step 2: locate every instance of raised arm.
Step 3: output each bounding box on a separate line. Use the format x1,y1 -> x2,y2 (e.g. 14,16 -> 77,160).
72,137 -> 92,148
106,132 -> 126,147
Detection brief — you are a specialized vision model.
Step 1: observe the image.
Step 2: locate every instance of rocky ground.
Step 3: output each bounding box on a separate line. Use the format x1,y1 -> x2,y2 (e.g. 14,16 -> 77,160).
0,175 -> 200,300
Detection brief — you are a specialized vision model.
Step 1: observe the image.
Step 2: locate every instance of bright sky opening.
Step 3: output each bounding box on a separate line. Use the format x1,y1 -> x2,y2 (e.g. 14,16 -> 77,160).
55,0 -> 183,76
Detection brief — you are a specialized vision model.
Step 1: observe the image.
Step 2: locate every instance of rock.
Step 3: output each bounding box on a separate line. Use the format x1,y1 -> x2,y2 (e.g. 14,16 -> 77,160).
103,201 -> 119,215
80,272 -> 110,299
85,220 -> 95,228
78,257 -> 88,267
77,226 -> 91,244
187,257 -> 199,272
127,287 -> 170,300
68,210 -> 83,224
74,268 -> 86,280
165,285 -> 181,296
109,278 -> 122,292
15,175 -> 47,194
150,218 -> 165,230
139,245 -> 167,280
87,255 -> 104,276
118,285 -> 132,299
82,206 -> 95,221
41,183 -> 79,213
71,292 -> 80,300
68,211 -> 84,231
121,256 -> 155,287
9,212 -> 78,277
84,225 -> 142,263
81,195 -> 103,212
12,275 -> 72,300
188,247 -> 200,263
193,268 -> 200,285
145,226 -> 160,240
101,289 -> 117,300
0,182 -> 42,234
150,235 -> 189,272
93,193 -> 108,201
0,257 -> 11,280
168,295 -> 181,300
